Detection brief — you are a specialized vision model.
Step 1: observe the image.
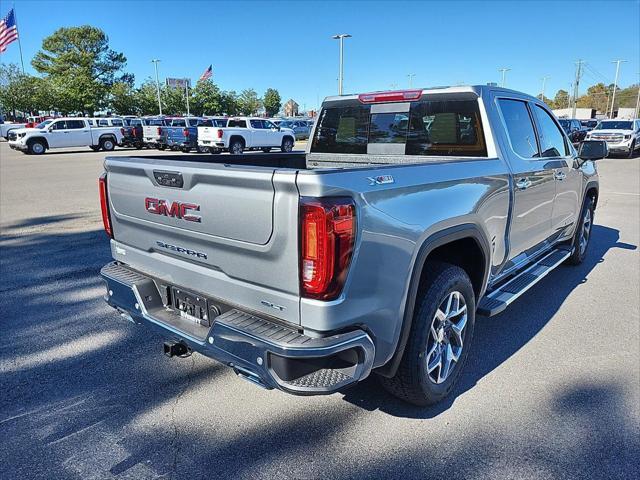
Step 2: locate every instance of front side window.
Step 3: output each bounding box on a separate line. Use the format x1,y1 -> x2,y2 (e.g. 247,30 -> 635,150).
51,121 -> 67,130
66,120 -> 85,129
98,119 -> 109,126
497,99 -> 539,158
533,106 -> 567,157
250,119 -> 263,128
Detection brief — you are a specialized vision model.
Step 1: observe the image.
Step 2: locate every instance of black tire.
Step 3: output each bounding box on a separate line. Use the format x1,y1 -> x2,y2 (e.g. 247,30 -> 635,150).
261,147 -> 271,153
209,147 -> 221,154
628,141 -> 636,159
229,139 -> 244,154
566,196 -> 595,265
180,147 -> 190,153
27,139 -> 46,155
157,144 -> 166,151
135,143 -> 143,150
90,145 -> 100,152
380,262 -> 476,406
281,137 -> 294,152
100,137 -> 115,151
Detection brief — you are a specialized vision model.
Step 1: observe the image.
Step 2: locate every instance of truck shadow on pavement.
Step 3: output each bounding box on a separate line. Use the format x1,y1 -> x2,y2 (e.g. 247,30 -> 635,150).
340,224 -> 637,419
1,216 -> 638,479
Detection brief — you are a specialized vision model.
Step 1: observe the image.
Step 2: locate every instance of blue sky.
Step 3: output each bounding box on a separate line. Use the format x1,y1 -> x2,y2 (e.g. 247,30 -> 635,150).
2,0 -> 639,110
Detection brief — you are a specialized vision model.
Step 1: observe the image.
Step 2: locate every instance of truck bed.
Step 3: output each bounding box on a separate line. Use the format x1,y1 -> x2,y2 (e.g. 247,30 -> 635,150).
113,152 -> 308,169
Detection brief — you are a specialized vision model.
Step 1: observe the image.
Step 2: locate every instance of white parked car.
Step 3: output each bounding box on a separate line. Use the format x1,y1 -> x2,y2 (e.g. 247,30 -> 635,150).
585,119 -> 640,158
198,117 -> 296,154
0,121 -> 28,139
8,118 -> 124,155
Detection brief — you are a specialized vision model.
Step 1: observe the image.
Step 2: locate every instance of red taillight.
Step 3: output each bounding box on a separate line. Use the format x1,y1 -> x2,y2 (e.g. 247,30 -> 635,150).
157,127 -> 162,135
99,173 -> 113,238
217,129 -> 223,139
300,197 -> 355,300
132,128 -> 137,137
183,128 -> 189,137
121,127 -> 125,136
358,89 -> 422,103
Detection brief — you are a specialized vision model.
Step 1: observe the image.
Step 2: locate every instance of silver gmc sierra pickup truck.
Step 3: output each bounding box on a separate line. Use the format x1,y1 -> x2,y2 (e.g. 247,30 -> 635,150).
99,85 -> 607,406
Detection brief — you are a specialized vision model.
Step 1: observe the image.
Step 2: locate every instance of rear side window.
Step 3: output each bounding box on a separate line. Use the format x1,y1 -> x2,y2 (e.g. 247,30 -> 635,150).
228,119 -> 247,128
532,105 -> 567,157
98,119 -> 109,126
187,118 -> 201,127
111,119 -> 123,126
51,121 -> 67,130
498,99 -> 539,158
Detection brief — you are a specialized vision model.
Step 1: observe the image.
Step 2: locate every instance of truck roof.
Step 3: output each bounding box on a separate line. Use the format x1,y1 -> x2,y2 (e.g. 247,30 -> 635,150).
323,85 -> 541,104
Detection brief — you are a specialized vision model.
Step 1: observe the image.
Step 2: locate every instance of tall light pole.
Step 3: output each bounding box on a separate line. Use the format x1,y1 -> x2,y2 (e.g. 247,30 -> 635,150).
540,76 -> 550,101
184,79 -> 190,116
407,73 -> 416,88
151,59 -> 162,115
498,68 -> 510,88
634,72 -> 640,120
332,34 -> 351,95
572,60 -> 584,119
609,59 -> 626,118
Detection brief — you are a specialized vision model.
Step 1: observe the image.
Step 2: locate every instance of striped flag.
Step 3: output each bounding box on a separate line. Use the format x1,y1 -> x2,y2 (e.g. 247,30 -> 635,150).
199,64 -> 213,81
0,9 -> 19,53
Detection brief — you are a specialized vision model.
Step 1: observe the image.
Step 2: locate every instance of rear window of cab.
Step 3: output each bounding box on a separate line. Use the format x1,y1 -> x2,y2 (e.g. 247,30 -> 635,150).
311,98 -> 487,157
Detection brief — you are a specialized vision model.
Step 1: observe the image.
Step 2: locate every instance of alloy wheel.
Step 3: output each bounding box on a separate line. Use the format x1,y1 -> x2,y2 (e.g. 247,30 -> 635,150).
425,291 -> 468,384
579,208 -> 592,256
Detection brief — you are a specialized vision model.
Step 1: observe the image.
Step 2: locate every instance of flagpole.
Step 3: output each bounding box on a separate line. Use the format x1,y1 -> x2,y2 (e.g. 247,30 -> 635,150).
12,4 -> 25,74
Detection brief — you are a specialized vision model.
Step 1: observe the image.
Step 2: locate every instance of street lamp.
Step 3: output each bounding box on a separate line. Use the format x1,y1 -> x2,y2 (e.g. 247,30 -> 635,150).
151,59 -> 162,115
332,34 -> 351,95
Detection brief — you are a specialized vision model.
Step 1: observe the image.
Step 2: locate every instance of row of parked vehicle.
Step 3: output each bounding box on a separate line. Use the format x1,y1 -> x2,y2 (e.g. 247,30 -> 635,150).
6,114 -> 314,155
558,117 -> 640,157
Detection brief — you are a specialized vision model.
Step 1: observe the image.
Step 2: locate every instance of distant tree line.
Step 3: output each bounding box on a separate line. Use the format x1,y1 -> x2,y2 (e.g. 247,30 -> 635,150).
0,25 -> 282,118
540,82 -> 638,112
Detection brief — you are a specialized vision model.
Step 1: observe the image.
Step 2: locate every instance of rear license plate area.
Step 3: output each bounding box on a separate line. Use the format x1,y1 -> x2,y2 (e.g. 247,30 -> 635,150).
170,287 -> 212,327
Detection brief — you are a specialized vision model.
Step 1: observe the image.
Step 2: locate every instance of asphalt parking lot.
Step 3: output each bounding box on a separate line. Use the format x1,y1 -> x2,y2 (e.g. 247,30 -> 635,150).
1,142 -> 638,480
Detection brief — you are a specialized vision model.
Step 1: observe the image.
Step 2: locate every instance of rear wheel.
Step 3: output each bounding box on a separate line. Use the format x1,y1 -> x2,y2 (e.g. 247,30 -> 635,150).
28,140 -> 46,155
90,145 -> 100,152
281,137 -> 294,152
135,142 -> 144,150
261,147 -> 271,153
628,141 -> 636,158
566,196 -> 595,265
209,147 -> 221,154
229,139 -> 244,154
100,137 -> 115,151
380,262 -> 475,406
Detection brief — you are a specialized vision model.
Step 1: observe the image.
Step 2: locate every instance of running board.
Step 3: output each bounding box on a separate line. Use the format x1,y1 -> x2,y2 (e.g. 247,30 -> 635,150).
477,248 -> 572,316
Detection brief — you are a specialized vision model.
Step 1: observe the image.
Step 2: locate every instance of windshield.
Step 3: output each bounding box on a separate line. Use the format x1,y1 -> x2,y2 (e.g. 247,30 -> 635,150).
36,120 -> 52,129
596,121 -> 632,130
279,121 -> 293,128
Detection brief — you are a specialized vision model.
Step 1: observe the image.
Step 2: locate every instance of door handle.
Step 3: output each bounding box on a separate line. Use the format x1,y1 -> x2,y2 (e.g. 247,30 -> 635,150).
554,171 -> 566,181
516,178 -> 532,190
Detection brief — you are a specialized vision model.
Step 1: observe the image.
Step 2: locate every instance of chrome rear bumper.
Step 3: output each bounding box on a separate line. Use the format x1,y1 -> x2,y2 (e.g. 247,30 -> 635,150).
101,262 -> 375,395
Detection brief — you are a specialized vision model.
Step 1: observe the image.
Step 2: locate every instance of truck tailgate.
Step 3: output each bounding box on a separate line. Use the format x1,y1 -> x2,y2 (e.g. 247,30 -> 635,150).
104,156 -> 301,323
198,126 -> 221,143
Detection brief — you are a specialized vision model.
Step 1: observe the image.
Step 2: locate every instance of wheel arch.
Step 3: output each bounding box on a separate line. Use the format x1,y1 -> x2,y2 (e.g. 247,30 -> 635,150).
376,223 -> 491,378
26,136 -> 49,149
229,135 -> 246,147
585,180 -> 599,209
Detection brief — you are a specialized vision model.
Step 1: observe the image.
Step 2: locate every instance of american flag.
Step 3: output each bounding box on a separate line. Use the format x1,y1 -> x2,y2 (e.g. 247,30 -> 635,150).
199,64 -> 213,81
0,9 -> 19,53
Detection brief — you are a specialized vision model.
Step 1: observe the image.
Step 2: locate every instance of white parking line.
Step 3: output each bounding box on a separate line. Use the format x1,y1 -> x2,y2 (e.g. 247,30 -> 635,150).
608,192 -> 640,196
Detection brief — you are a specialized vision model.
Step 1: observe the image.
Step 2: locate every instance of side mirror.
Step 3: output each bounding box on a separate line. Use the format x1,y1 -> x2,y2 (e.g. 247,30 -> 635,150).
578,140 -> 608,161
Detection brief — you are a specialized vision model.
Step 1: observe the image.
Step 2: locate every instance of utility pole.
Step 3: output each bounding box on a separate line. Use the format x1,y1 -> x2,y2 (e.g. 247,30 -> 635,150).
540,76 -> 550,101
498,68 -> 510,88
572,60 -> 584,119
151,59 -> 162,115
332,34 -> 352,95
634,72 -> 640,119
185,79 -> 190,116
407,73 -> 416,88
609,59 -> 627,118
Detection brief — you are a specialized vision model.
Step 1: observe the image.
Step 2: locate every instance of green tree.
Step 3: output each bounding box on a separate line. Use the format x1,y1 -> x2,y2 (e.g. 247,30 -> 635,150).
31,25 -> 131,114
110,81 -> 138,115
0,63 -> 54,116
161,84 -> 186,115
237,88 -> 261,115
192,79 -> 223,115
135,79 -> 161,115
262,88 -> 281,117
220,90 -> 239,116
553,89 -> 570,109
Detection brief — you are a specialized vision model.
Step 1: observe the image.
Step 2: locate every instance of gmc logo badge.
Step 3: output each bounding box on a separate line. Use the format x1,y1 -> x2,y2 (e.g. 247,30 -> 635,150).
145,197 -> 201,223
